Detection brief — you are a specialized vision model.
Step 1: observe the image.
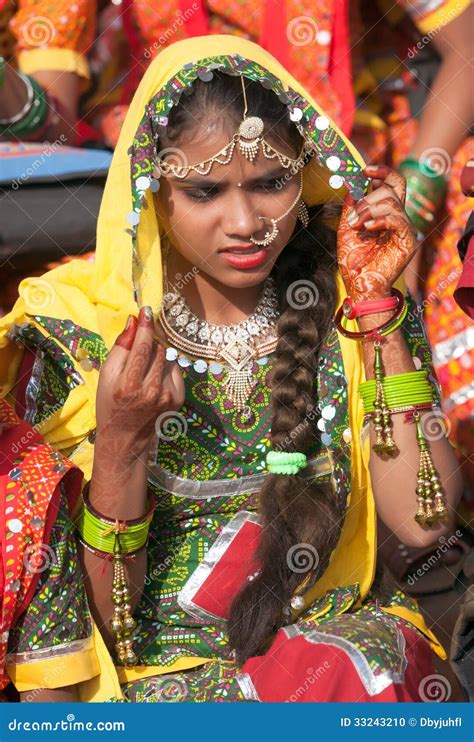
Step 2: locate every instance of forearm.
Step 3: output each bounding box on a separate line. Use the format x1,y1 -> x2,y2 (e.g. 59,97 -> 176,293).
411,55 -> 472,160
0,64 -> 80,144
77,439 -> 150,651
411,6 -> 473,160
359,312 -> 463,546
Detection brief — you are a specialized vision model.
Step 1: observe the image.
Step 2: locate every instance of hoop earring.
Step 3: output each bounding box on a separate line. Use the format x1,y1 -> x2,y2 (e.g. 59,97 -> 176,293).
297,200 -> 309,228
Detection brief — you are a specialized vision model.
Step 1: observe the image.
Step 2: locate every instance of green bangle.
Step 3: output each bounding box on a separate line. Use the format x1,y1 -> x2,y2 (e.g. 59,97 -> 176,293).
75,490 -> 154,555
0,75 -> 48,137
379,302 -> 408,336
266,451 -> 308,475
359,371 -> 435,414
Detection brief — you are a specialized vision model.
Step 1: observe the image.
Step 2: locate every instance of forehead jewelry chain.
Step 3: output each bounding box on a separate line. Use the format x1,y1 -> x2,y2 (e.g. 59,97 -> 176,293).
250,170 -> 305,247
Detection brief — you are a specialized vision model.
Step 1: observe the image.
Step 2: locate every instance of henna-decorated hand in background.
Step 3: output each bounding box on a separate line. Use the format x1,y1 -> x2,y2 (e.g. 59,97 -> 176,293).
95,307 -> 185,465
337,165 -> 418,301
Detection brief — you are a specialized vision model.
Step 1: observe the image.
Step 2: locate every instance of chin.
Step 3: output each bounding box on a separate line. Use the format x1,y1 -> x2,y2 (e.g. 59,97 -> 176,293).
219,266 -> 275,288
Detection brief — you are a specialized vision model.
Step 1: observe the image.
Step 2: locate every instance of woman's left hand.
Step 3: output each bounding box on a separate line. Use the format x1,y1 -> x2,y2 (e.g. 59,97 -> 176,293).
337,165 -> 418,300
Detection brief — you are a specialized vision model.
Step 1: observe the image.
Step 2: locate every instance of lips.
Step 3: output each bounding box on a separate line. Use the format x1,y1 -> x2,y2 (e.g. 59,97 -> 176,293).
219,245 -> 267,254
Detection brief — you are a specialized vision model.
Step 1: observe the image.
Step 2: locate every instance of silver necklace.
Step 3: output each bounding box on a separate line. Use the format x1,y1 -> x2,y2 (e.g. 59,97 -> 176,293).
158,273 -> 280,415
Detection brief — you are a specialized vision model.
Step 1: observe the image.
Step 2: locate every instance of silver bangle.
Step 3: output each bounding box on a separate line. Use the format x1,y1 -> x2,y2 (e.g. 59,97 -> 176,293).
0,71 -> 34,125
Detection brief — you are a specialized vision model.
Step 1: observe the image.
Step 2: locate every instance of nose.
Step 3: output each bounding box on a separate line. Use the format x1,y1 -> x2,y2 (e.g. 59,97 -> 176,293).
221,189 -> 263,241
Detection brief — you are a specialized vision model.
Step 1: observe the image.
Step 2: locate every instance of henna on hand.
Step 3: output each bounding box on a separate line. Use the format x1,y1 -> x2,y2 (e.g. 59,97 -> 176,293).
337,166 -> 418,301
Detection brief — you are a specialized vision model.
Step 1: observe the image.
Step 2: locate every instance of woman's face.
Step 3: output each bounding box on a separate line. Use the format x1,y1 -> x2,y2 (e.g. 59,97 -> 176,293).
155,115 -> 303,289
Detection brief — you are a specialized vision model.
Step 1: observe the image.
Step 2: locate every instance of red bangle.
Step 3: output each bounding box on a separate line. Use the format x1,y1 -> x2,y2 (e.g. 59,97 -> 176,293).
341,291 -> 400,320
335,288 -> 406,340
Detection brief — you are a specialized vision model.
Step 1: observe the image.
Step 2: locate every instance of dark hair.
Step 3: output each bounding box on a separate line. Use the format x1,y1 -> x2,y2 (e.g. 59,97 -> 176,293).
161,72 -> 344,664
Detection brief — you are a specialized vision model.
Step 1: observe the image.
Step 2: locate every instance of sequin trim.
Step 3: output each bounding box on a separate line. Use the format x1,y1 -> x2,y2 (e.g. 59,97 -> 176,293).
147,454 -> 332,498
6,636 -> 94,666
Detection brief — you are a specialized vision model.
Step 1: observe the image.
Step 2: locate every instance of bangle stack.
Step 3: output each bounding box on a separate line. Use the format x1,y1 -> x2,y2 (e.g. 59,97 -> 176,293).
0,72 -> 49,138
335,290 -> 448,527
75,486 -> 155,666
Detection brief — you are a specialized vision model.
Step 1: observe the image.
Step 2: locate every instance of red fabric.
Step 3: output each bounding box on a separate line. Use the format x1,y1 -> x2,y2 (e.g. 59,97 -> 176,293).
178,0 -> 354,134
242,624 -> 435,702
259,0 -> 289,70
0,398 -> 83,690
191,520 -> 261,619
179,0 -> 209,36
328,0 -> 355,136
454,235 -> 474,319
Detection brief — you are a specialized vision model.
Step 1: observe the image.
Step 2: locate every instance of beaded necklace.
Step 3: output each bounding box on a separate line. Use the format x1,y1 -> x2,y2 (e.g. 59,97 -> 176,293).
158,269 -> 280,417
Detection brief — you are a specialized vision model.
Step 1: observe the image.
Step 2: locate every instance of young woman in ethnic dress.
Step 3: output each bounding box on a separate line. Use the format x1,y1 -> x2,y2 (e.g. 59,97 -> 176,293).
0,36 -> 462,702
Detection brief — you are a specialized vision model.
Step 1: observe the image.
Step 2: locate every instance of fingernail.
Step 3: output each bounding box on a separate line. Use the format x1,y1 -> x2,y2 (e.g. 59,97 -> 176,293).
347,209 -> 358,226
364,220 -> 375,227
138,306 -> 153,324
365,165 -> 378,172
124,315 -> 132,330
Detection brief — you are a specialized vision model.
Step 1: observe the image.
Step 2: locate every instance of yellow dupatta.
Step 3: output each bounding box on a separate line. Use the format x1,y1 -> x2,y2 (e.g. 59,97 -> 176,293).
0,35 -> 445,701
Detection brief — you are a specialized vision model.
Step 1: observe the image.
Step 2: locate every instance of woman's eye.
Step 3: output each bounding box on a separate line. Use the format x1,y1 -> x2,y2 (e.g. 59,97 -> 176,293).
257,178 -> 285,192
186,188 -> 219,201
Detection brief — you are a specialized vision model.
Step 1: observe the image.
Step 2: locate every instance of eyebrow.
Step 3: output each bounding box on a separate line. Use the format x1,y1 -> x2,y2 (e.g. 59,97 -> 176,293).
175,168 -> 289,187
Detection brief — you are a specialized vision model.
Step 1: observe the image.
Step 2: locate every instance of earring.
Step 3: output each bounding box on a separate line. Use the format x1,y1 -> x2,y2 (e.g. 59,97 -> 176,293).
297,200 -> 309,228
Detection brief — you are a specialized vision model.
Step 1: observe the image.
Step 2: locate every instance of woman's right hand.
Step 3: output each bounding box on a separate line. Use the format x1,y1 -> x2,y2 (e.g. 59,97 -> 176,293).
94,306 -> 185,463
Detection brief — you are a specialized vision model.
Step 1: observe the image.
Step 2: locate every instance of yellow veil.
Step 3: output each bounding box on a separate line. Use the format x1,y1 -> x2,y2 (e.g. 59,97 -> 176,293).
0,35 -> 445,701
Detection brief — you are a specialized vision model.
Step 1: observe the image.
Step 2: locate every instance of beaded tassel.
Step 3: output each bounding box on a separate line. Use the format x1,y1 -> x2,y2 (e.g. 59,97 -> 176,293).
110,530 -> 138,666
413,411 -> 448,526
372,341 -> 398,456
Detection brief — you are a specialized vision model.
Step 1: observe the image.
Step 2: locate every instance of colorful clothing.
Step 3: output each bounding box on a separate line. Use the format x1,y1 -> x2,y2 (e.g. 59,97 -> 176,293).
0,35 -> 448,702
0,397 -> 88,693
351,0 -> 474,526
9,0 -> 354,146
2,305 -> 444,702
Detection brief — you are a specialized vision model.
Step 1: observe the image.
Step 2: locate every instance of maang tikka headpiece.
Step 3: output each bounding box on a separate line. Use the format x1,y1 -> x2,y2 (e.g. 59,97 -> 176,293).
154,75 -> 311,244
154,75 -> 312,179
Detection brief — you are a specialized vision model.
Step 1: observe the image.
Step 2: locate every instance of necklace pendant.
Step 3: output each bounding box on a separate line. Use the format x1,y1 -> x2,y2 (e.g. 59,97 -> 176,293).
224,363 -> 255,411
